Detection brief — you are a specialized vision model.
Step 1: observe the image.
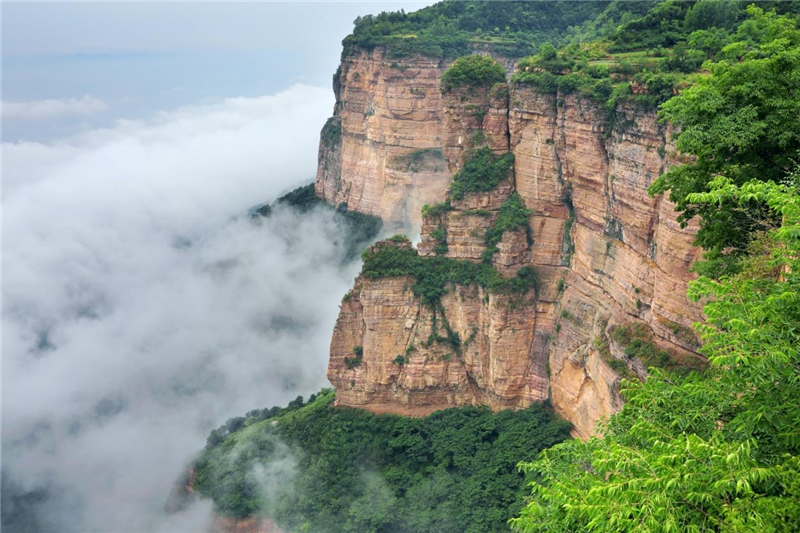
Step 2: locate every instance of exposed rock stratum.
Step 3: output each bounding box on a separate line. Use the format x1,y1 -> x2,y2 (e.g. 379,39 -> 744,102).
318,49 -> 703,438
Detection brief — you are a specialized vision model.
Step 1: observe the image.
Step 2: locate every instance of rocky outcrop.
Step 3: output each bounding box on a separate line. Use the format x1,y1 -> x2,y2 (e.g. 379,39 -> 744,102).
315,48 -> 453,232
319,48 -> 704,438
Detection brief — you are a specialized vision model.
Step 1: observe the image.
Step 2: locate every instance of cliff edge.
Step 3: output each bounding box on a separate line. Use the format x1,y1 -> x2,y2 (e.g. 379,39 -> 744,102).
318,47 -> 704,438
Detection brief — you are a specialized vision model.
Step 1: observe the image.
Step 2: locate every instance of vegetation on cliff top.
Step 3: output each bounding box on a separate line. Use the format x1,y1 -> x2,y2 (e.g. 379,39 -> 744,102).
650,6 -> 800,275
251,184 -> 382,261
342,1 -> 610,59
360,239 -> 539,308
440,54 -> 506,93
194,390 -> 571,532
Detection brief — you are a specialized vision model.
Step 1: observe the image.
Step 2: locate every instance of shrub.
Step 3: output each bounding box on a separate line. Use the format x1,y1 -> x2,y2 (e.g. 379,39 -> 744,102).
609,323 -> 703,376
392,355 -> 409,365
421,201 -> 452,219
440,54 -> 506,93
481,193 -> 532,262
320,117 -> 341,148
450,148 -> 514,200
344,345 -> 364,369
430,226 -> 448,256
361,239 -> 539,308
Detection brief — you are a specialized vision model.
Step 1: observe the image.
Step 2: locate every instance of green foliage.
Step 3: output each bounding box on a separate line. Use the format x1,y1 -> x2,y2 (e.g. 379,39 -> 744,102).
631,71 -> 684,107
342,1 -> 610,60
450,148 -> 514,201
593,337 -> 637,382
392,354 -> 409,366
387,234 -> 411,244
459,208 -> 492,217
361,240 -> 539,308
252,184 -> 382,261
650,6 -> 800,271
608,0 -> 701,52
195,390 -> 572,532
610,323 -> 704,377
421,200 -> 453,219
430,226 -> 449,256
321,117 -> 342,149
684,0 -> 741,33
441,54 -> 506,93
482,193 -> 532,262
345,346 -> 364,369
512,178 -> 800,532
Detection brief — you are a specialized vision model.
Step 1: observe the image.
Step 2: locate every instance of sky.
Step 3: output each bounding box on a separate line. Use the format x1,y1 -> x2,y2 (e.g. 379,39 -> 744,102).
2,1 -> 434,141
1,2 -> 433,531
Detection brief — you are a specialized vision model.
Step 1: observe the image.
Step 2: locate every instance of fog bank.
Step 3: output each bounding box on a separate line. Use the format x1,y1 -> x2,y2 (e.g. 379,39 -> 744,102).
1,84 -> 360,531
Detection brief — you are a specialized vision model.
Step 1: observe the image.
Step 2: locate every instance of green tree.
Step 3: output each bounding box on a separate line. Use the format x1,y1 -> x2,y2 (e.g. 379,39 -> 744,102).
512,176 -> 800,532
441,54 -> 506,93
684,0 -> 741,32
650,7 -> 800,274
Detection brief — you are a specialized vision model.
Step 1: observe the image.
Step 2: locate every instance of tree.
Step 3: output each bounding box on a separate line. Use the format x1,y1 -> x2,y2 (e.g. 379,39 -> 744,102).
649,6 -> 800,274
440,54 -> 506,93
512,176 -> 800,532
684,0 -> 741,32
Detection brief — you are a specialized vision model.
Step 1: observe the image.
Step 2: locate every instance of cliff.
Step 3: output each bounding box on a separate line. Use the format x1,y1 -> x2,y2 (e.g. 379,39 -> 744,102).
316,48 -> 453,232
319,49 -> 704,438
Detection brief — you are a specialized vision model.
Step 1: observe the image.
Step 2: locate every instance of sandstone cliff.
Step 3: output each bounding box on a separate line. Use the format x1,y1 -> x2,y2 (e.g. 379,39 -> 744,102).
319,49 -> 704,438
316,48 -> 452,232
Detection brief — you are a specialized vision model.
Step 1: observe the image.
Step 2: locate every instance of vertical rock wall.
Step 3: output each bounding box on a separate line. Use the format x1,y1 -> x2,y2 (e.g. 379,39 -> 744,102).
318,48 -> 704,438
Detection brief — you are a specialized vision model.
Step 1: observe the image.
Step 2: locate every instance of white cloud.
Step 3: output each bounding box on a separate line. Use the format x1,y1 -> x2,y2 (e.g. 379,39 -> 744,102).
1,84 -> 357,532
2,95 -> 110,120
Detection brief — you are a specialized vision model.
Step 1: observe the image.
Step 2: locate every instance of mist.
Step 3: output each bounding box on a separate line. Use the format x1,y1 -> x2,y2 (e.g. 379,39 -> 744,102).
1,84 -> 363,531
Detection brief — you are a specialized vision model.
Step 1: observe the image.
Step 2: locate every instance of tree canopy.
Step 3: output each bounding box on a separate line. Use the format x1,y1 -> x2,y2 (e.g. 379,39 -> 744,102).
650,6 -> 800,275
512,176 -> 800,532
193,391 -> 572,533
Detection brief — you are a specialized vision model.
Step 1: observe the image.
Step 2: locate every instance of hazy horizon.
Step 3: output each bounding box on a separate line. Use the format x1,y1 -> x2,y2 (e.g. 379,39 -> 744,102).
1,2 -> 432,531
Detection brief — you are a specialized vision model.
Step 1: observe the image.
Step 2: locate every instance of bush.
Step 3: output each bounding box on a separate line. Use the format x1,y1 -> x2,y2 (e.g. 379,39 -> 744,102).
392,355 -> 409,366
609,323 -> 704,376
441,54 -> 506,93
321,117 -> 341,149
344,346 -> 364,369
481,193 -> 532,262
421,201 -> 452,219
450,148 -> 514,200
361,239 -> 540,308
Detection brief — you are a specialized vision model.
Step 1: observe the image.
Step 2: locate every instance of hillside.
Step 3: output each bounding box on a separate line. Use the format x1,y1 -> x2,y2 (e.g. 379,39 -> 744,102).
188,2 -> 800,531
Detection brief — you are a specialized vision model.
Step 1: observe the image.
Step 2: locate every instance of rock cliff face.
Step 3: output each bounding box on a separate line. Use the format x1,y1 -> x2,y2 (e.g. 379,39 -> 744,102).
316,48 -> 452,232
319,49 -> 704,438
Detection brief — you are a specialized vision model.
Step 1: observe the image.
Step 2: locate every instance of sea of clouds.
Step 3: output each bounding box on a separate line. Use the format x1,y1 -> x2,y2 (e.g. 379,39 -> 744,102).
2,84 -> 361,531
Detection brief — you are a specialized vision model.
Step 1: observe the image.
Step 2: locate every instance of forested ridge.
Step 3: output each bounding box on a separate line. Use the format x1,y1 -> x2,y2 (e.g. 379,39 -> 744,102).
192,2 -> 800,531
193,391 -> 571,532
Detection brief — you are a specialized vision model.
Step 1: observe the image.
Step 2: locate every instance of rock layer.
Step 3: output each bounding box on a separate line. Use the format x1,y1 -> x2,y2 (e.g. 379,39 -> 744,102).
315,49 -> 452,232
319,49 -> 703,438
